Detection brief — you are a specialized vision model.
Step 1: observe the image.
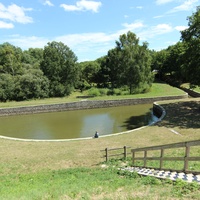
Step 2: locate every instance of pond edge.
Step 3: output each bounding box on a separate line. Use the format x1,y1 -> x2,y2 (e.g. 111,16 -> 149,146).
0,95 -> 185,142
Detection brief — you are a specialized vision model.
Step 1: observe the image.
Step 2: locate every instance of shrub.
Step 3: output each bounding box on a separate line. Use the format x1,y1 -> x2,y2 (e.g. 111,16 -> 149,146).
87,88 -> 100,96
99,88 -> 109,96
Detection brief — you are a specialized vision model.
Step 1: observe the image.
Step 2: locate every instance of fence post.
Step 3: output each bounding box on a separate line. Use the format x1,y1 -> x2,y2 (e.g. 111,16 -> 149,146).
160,149 -> 164,170
105,148 -> 108,162
184,143 -> 190,172
124,146 -> 127,160
144,151 -> 147,167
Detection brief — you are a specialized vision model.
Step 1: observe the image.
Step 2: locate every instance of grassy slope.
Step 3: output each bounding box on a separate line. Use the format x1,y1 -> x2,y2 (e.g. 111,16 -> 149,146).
0,83 -> 200,199
0,82 -> 184,108
181,83 -> 200,93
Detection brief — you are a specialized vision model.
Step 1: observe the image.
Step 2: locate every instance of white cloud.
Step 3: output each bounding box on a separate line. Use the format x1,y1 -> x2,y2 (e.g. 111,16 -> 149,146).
175,25 -> 188,31
122,21 -> 144,30
43,0 -> 54,7
136,6 -> 143,9
0,20 -> 14,29
169,0 -> 198,13
4,35 -> 49,49
0,3 -> 33,24
60,0 -> 102,13
153,15 -> 164,18
156,0 -> 175,5
3,22 -> 175,61
139,24 -> 173,40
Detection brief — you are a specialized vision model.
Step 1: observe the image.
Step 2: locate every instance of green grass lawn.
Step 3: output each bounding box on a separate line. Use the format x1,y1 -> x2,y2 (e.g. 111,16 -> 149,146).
181,83 -> 200,93
0,160 -> 199,200
0,83 -> 199,199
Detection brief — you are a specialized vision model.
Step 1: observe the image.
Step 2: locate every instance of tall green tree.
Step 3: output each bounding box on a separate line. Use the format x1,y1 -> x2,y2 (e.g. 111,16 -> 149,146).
115,31 -> 153,94
40,41 -> 78,97
95,56 -> 110,87
181,6 -> 200,86
105,48 -> 123,89
164,42 -> 187,82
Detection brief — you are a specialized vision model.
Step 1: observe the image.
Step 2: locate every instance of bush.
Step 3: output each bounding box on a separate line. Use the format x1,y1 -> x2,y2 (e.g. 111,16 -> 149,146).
99,88 -> 109,96
107,88 -> 123,96
87,88 -> 100,96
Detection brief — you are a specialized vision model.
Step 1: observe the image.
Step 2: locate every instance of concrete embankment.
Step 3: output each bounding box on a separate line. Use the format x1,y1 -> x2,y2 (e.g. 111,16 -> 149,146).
0,94 -> 188,116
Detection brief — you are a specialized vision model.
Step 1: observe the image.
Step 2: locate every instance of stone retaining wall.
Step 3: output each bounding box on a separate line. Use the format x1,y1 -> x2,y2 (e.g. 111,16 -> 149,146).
153,103 -> 166,120
0,94 -> 188,116
180,87 -> 200,98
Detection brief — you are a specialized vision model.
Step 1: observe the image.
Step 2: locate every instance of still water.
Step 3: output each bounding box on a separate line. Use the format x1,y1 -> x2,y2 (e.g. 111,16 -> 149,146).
0,104 -> 157,140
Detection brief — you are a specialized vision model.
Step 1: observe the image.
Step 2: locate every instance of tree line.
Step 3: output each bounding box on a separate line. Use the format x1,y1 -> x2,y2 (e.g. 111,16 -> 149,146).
0,7 -> 199,102
151,6 -> 200,87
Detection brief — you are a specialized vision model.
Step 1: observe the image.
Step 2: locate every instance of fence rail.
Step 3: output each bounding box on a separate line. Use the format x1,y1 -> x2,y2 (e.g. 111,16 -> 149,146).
131,140 -> 200,174
101,146 -> 131,162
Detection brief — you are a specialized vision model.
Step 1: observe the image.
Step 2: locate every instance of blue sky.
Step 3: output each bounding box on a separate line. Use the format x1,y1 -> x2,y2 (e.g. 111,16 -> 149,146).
0,0 -> 199,62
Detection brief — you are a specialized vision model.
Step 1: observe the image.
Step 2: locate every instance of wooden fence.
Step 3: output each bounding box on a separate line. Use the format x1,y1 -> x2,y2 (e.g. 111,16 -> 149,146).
101,146 -> 131,162
131,140 -> 200,174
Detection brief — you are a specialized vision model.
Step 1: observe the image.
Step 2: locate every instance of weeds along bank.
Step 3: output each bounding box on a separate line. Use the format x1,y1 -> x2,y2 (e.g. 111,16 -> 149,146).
0,94 -> 188,116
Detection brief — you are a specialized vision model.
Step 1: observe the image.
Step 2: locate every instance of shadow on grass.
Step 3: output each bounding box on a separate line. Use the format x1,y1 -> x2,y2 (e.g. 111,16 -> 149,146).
158,101 -> 200,129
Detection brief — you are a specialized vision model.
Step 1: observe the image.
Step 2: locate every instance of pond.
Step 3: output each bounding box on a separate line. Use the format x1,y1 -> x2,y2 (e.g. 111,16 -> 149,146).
0,104 -> 157,140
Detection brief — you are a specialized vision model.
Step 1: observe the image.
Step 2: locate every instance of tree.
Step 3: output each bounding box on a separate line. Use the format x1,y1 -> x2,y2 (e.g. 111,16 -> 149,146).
22,48 -> 43,68
13,68 -> 49,101
181,6 -> 200,86
0,73 -> 15,101
105,48 -> 123,89
78,61 -> 100,89
95,56 -> 110,87
40,41 -> 78,97
0,43 -> 23,76
115,31 -> 153,94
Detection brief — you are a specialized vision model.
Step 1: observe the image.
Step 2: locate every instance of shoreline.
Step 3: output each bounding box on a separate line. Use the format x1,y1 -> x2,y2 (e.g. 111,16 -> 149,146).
0,101 -> 166,142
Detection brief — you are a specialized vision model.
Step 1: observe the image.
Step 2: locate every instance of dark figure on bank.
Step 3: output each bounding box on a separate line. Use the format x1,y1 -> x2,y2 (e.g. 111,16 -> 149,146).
94,131 -> 99,138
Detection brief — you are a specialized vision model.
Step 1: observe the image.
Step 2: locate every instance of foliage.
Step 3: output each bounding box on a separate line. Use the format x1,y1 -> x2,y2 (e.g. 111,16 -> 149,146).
0,43 -> 50,101
181,6 -> 200,86
40,41 -> 78,97
14,69 -> 49,101
0,43 -> 23,76
22,48 -> 43,68
101,31 -> 154,94
78,60 -> 100,89
0,73 -> 15,101
172,179 -> 200,197
87,87 -> 101,96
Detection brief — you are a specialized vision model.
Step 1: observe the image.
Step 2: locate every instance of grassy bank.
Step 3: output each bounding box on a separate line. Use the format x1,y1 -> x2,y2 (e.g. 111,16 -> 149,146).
0,84 -> 200,199
181,83 -> 200,93
0,82 -> 184,108
1,164 -> 200,200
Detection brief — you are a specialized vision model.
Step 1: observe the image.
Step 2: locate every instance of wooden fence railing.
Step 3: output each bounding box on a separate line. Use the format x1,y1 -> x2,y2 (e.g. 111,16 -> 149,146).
101,146 -> 131,162
131,140 -> 200,174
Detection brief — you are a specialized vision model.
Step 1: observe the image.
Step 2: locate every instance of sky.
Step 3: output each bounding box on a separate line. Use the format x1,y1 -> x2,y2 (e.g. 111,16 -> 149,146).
0,0 -> 199,62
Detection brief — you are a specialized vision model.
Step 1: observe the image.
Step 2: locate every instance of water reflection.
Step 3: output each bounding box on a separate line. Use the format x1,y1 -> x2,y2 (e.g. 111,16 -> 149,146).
0,104 -> 156,140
